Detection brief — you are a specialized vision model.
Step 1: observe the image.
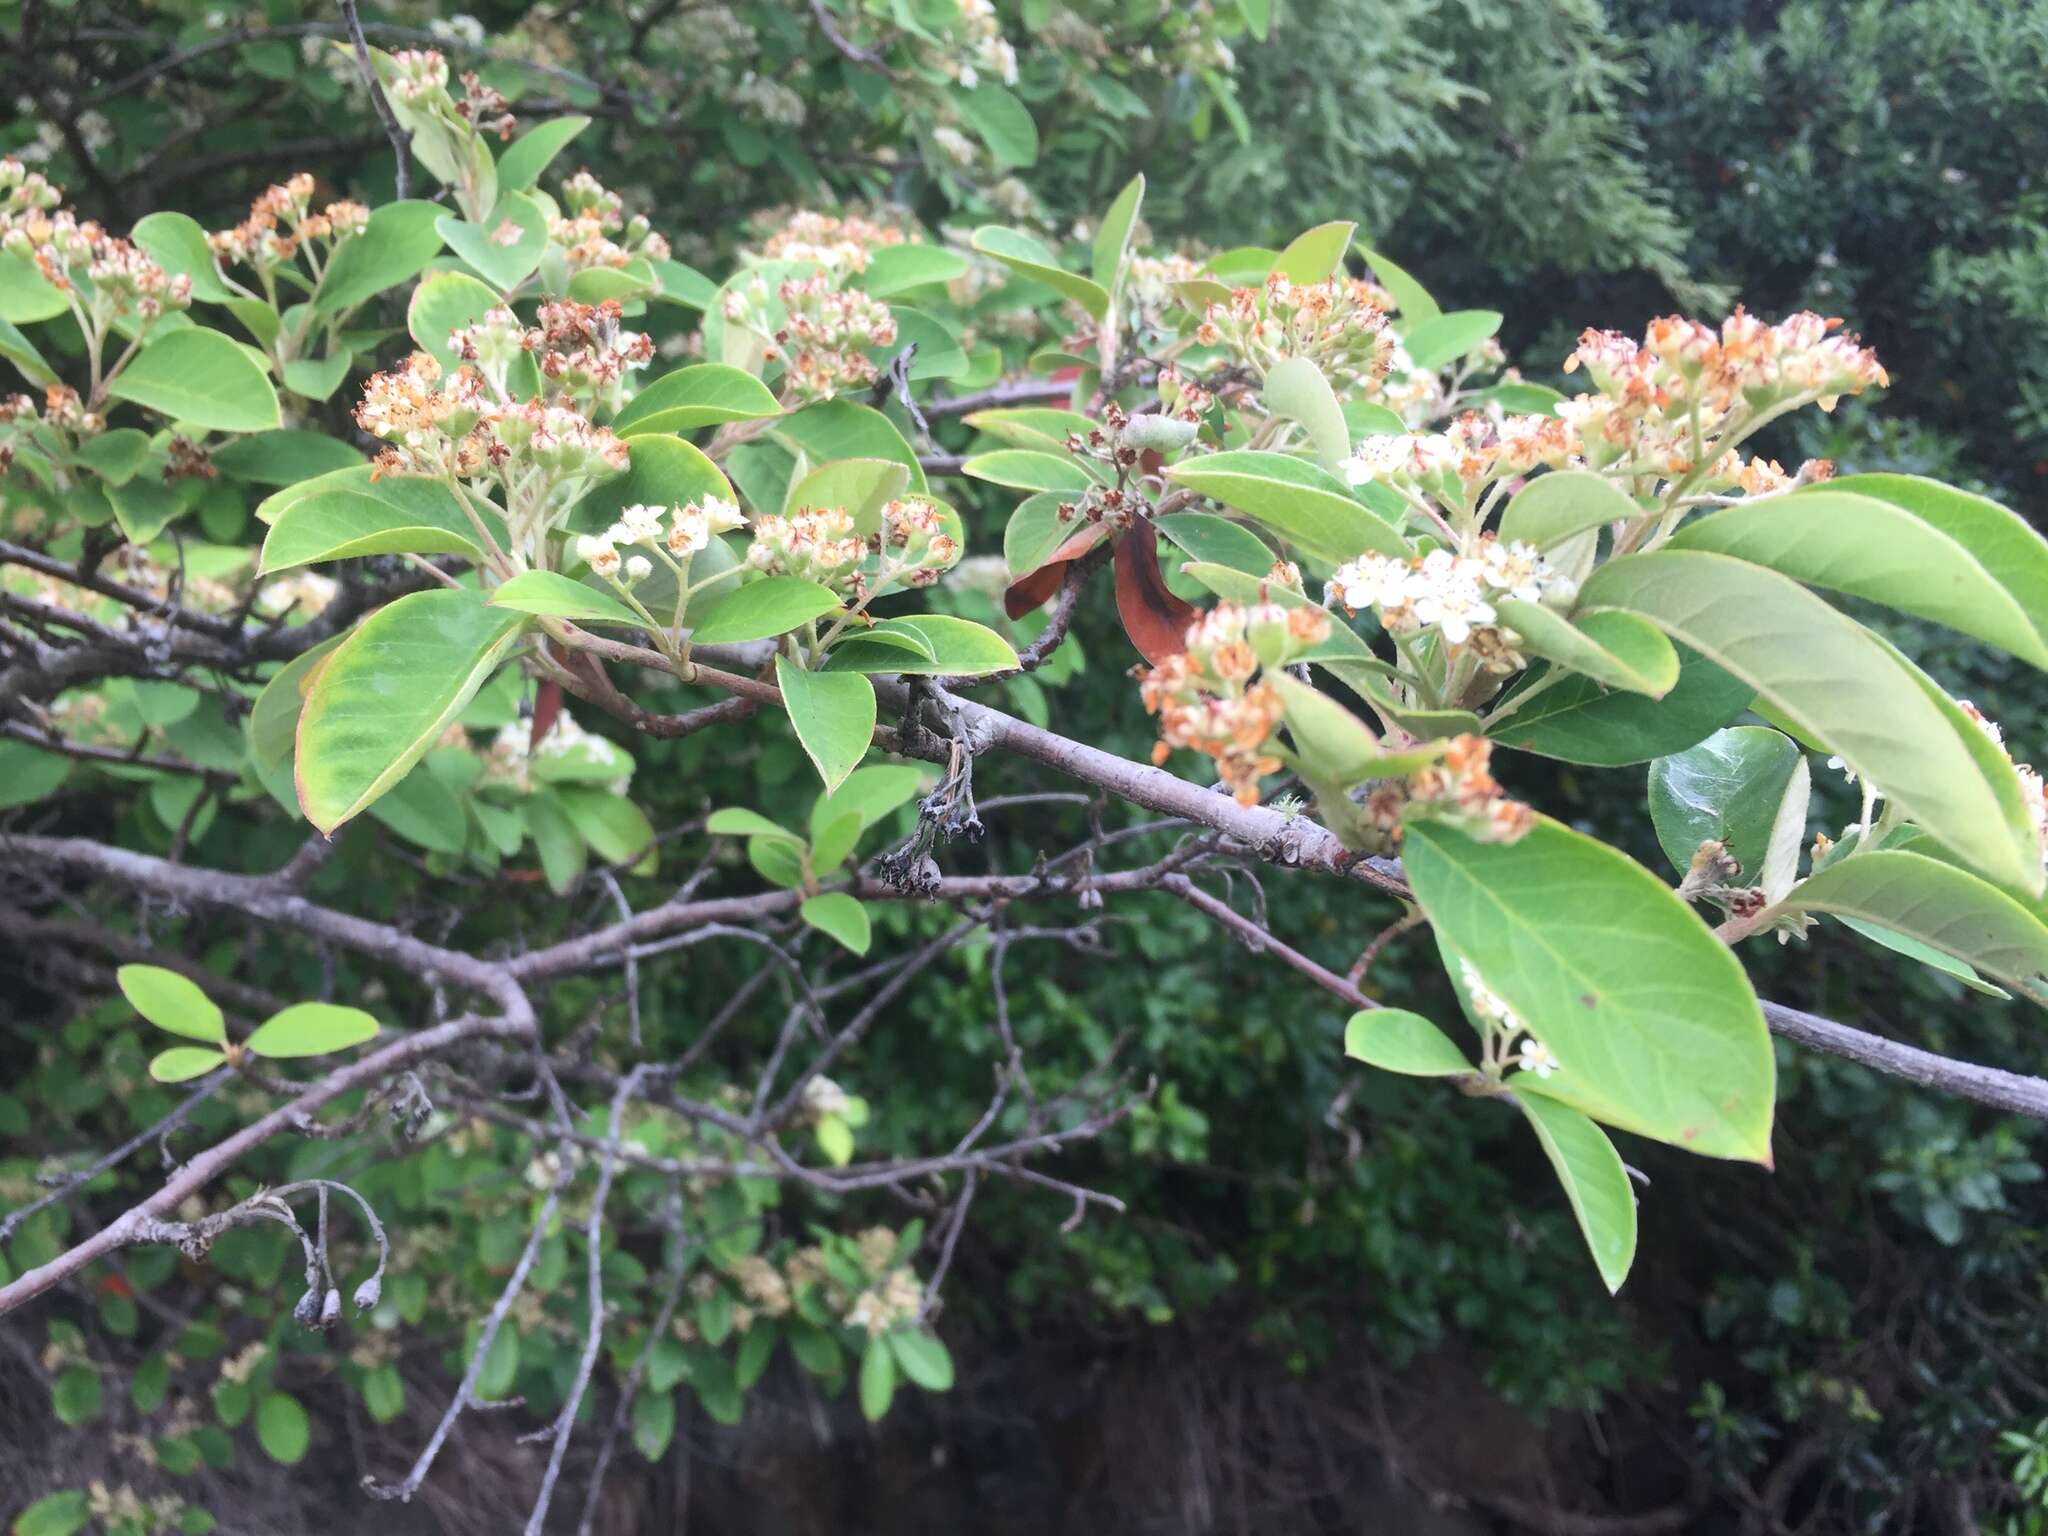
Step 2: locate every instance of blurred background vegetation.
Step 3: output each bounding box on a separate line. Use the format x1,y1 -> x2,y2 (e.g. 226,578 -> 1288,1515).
7,0 -> 2048,1530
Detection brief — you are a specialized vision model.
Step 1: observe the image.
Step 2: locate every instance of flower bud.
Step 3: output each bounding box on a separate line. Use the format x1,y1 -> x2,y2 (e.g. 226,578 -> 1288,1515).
1117,413 -> 1199,456
321,1288 -> 342,1329
353,1275 -> 382,1313
293,1288 -> 322,1330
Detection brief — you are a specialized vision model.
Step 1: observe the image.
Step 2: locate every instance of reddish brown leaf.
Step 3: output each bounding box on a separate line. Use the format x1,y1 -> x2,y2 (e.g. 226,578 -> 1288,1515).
1003,520 -> 1111,620
1114,518 -> 1199,665
530,675 -> 564,752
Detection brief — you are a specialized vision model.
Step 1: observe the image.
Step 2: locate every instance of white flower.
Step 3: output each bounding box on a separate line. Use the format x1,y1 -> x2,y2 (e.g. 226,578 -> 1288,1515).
1479,539 -> 1552,604
1325,553 -> 1406,612
1412,574 -> 1494,646
667,506 -> 710,556
699,495 -> 747,534
618,502 -> 666,544
1338,436 -> 1408,486
957,61 -> 979,88
1516,1037 -> 1560,1078
576,533 -> 622,577
1458,957 -> 1518,1030
623,554 -> 652,585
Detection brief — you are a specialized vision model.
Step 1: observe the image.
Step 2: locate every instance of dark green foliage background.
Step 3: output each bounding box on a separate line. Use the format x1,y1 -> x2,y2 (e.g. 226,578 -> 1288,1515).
6,0 -> 2048,1529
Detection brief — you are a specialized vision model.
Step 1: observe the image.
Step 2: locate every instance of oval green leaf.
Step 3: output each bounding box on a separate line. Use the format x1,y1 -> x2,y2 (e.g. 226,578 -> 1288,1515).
105,328 -> 280,432
1165,449 -> 1410,564
118,963 -> 225,1044
776,657 -> 874,793
1343,1008 -> 1474,1076
1513,1090 -> 1638,1294
244,1002 -> 381,1059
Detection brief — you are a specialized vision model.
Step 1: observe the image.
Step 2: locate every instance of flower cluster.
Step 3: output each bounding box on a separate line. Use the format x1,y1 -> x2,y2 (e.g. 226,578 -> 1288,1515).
1327,535 -> 1575,670
1408,734 -> 1535,844
945,0 -> 1020,89
208,173 -> 368,271
480,710 -> 632,795
550,169 -> 671,271
0,159 -> 189,323
1193,271 -> 1396,392
1459,957 -> 1559,1078
1340,410 -> 1577,497
764,275 -> 898,401
758,209 -> 912,273
452,298 -> 654,410
1141,600 -> 1330,806
574,496 -> 748,586
354,350 -> 629,486
745,505 -> 866,590
1560,309 -> 1887,476
878,497 -> 962,586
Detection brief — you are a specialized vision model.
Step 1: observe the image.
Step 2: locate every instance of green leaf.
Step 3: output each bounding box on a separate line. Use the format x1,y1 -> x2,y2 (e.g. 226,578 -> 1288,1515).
1165,450 -> 1410,564
824,615 -> 1018,676
1092,173 -> 1145,287
73,427 -> 153,485
1355,241 -> 1440,324
888,1330 -> 955,1392
296,589 -> 530,835
1154,512 -> 1276,576
953,83 -> 1039,168
809,810 -> 864,871
569,261 -> 656,304
525,791 -> 587,894
870,306 -> 966,381
1837,916 -> 2010,999
118,964 -> 225,1044
1263,355 -> 1350,472
1498,470 -> 1640,550
858,1336 -> 897,1421
212,431 -> 363,487
706,807 -> 801,841
1404,818 -> 1774,1162
407,268 -> 503,370
1514,1091 -> 1638,1294
784,456 -> 910,532
861,243 -> 971,299
567,432 -> 733,535
280,352 -> 353,402
51,1367 -> 103,1427
809,764 -> 928,841
360,1363 -> 406,1424
970,227 -> 1109,320
1494,602 -> 1678,696
106,328 -> 280,432
1201,247 -> 1281,286
965,406 -> 1096,455
1648,727 -> 1804,882
613,364 -> 781,436
1489,645 -> 1752,766
259,481 -> 491,574
0,737 -> 68,807
772,400 -> 927,493
1265,672 -> 1442,783
1343,1008 -> 1473,1075
776,658 -> 874,793
0,250 -> 68,323
12,1490 -> 91,1536
244,1002 -> 381,1059
436,192 -> 548,293
255,1392 -> 310,1465
1400,309 -> 1503,371
689,576 -> 840,644
104,474 -> 196,544
488,570 -> 645,627
1003,492 -> 1079,577
1580,550 -> 2044,894
317,201 -> 446,314
495,115 -> 590,191
1670,481 -> 2048,670
1770,850 -> 2048,1006
131,211 -> 235,303
1271,221 -> 1356,283
557,786 -> 656,865
0,313 -> 56,388
960,448 -> 1094,494
149,1048 -> 227,1083
631,1388 -> 676,1461
800,892 -> 872,955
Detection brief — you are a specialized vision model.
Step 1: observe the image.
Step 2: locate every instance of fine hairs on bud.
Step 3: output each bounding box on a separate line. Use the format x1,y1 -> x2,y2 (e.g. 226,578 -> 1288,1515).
353,1275 -> 382,1313
321,1288 -> 343,1329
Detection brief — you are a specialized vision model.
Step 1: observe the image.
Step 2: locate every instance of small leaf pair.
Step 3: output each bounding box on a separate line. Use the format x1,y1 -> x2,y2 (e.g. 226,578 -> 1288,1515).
119,965 -> 381,1083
